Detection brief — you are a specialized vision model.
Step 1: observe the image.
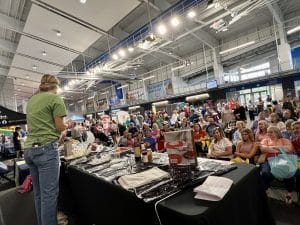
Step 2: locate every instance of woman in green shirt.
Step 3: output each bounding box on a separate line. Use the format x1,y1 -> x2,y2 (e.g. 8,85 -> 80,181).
24,74 -> 67,225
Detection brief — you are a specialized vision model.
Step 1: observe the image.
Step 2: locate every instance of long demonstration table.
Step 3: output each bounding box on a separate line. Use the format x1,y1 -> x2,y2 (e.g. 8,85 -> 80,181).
65,163 -> 275,225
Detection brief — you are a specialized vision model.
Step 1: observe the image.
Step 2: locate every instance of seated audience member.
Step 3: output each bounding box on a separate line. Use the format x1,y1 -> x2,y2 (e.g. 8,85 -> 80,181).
260,126 -> 295,204
251,111 -> 267,134
272,100 -> 282,116
193,123 -> 208,156
282,109 -> 297,122
151,123 -> 160,139
207,127 -> 233,160
181,117 -> 190,129
281,119 -> 294,140
234,128 -> 258,163
174,121 -> 181,130
189,109 -> 199,123
142,122 -> 150,132
232,121 -> 246,146
233,103 -> 247,121
221,104 -> 234,126
144,129 -> 156,151
270,113 -> 285,131
206,116 -> 222,137
198,116 -> 208,130
128,123 -> 138,135
136,131 -> 144,144
255,120 -> 269,143
118,130 -> 129,147
291,121 -> 300,155
127,133 -> 134,148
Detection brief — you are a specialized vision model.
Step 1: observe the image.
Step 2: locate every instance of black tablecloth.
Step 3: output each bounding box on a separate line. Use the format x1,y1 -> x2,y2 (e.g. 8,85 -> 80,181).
67,167 -> 159,225
65,164 -> 275,225
157,164 -> 275,225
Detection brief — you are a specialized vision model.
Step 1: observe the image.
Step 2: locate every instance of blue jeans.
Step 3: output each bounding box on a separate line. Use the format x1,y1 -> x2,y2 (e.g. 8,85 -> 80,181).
24,142 -> 60,225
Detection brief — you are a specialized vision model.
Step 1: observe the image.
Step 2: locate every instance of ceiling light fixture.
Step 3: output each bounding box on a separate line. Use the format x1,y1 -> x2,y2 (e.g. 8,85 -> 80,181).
26,75 -> 30,79
187,10 -> 196,19
42,51 -> 47,56
117,84 -> 128,89
287,25 -> 300,35
152,100 -> 168,106
170,16 -> 180,27
219,41 -> 255,54
129,106 -> 140,110
17,88 -> 21,91
78,99 -> 83,103
128,47 -> 134,52
112,54 -> 119,60
69,103 -> 74,106
80,0 -> 87,4
64,86 -> 70,91
56,31 -> 62,37
157,24 -> 167,35
142,75 -> 155,81
32,65 -> 37,70
21,83 -> 24,86
171,64 -> 185,71
118,49 -> 126,57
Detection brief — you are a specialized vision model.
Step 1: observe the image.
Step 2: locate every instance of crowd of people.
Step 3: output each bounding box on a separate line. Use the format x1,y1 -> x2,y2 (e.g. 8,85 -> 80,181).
83,94 -> 300,206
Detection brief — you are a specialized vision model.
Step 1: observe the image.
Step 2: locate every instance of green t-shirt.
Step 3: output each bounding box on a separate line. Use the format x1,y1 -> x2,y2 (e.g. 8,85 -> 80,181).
25,92 -> 67,148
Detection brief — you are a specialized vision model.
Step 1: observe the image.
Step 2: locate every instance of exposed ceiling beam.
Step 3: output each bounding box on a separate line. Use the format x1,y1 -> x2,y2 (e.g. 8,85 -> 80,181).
153,0 -> 171,11
112,27 -> 130,40
0,55 -> 13,67
0,67 -> 9,76
187,29 -> 218,48
139,0 -> 161,12
0,38 -> 18,53
0,12 -> 25,33
267,1 -> 284,26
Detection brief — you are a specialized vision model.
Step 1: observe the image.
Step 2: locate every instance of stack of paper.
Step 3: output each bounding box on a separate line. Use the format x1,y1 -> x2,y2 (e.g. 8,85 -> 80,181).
193,176 -> 233,201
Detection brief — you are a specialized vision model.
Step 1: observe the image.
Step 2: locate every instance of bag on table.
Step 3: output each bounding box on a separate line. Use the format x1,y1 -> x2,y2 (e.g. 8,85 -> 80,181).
268,147 -> 297,179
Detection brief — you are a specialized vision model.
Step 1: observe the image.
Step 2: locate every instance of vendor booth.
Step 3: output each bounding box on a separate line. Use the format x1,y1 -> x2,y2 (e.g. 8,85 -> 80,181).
0,105 -> 26,127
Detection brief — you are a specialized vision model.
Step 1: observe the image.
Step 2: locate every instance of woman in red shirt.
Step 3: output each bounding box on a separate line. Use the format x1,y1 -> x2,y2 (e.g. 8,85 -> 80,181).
193,123 -> 208,157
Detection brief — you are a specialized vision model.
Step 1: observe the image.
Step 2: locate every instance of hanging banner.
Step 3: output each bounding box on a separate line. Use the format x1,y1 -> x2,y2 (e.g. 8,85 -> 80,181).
96,98 -> 108,111
147,79 -> 173,101
86,99 -> 95,112
115,84 -> 124,99
125,88 -> 146,104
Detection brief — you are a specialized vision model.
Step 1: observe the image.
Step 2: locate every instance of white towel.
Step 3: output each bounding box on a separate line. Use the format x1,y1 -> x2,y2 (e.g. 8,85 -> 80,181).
118,167 -> 170,190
